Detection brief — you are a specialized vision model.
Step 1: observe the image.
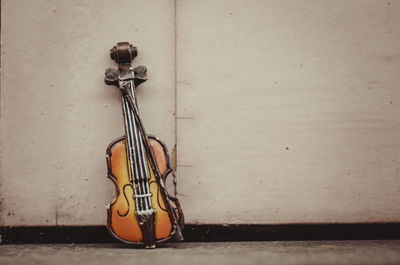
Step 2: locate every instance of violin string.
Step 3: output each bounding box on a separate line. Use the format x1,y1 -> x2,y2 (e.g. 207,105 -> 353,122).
129,101 -> 152,211
125,97 -> 146,212
122,95 -> 141,212
126,97 -> 151,212
127,81 -> 152,212
129,80 -> 153,212
134,115 -> 152,210
140,133 -> 152,210
127,100 -> 147,211
126,82 -> 161,214
124,98 -> 142,208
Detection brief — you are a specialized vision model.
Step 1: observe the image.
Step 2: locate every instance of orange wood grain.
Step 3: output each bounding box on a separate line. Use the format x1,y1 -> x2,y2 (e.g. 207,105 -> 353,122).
107,138 -> 172,243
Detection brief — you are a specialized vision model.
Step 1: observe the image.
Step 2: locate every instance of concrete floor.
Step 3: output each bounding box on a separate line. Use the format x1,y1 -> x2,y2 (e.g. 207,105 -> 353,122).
0,241 -> 399,265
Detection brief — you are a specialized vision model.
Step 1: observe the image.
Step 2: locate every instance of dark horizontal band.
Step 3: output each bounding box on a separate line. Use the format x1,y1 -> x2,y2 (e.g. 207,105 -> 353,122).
1,223 -> 400,244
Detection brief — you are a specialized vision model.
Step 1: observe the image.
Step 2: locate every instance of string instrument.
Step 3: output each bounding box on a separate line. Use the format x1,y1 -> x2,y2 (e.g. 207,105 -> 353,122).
104,42 -> 184,248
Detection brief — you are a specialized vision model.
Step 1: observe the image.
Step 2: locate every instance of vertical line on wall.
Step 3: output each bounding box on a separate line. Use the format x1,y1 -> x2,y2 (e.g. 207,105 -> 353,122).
0,0 -> 2,119
174,0 -> 178,180
0,0 -> 3,225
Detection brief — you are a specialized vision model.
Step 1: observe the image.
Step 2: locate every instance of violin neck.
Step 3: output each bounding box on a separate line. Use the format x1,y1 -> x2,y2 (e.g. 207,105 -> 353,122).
121,79 -> 139,115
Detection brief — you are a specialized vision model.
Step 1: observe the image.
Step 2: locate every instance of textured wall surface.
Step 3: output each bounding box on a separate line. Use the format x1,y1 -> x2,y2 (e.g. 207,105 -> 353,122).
0,0 -> 176,225
1,0 -> 400,226
176,0 -> 400,224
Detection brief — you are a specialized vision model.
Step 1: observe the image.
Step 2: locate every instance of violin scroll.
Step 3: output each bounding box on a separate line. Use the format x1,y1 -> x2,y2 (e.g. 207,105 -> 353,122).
110,42 -> 137,64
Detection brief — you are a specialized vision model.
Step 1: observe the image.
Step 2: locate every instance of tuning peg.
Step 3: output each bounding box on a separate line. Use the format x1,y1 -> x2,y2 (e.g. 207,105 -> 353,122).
105,68 -> 119,86
134,65 -> 147,75
130,45 -> 138,59
133,65 -> 148,87
110,46 -> 117,62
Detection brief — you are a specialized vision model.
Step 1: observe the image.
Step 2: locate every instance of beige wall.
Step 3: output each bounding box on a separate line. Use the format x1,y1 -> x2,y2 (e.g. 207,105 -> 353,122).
0,0 -> 176,225
1,0 -> 400,226
177,0 -> 400,224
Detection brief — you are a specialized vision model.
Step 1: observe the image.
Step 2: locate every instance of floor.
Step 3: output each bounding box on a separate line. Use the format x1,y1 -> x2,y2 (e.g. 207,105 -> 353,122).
0,241 -> 399,265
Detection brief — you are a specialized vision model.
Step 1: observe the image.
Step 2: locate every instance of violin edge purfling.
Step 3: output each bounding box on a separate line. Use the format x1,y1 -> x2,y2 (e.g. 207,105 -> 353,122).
104,42 -> 184,248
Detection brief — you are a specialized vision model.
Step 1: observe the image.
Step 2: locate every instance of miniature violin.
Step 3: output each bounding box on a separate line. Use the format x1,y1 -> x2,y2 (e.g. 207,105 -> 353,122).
104,42 -> 184,247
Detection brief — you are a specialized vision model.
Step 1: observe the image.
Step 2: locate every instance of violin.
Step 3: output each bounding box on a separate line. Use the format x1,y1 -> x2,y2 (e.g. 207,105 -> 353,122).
104,42 -> 184,248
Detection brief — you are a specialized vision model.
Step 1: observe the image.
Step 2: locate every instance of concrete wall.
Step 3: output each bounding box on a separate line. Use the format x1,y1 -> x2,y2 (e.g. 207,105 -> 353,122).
1,0 -> 400,226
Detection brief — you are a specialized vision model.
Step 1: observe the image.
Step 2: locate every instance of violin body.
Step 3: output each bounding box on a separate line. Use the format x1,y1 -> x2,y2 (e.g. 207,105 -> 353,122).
106,136 -> 180,244
104,42 -> 184,247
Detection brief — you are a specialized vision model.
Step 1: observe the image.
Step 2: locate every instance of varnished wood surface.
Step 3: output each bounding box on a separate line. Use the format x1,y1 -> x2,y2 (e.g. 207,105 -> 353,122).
107,138 -> 172,242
